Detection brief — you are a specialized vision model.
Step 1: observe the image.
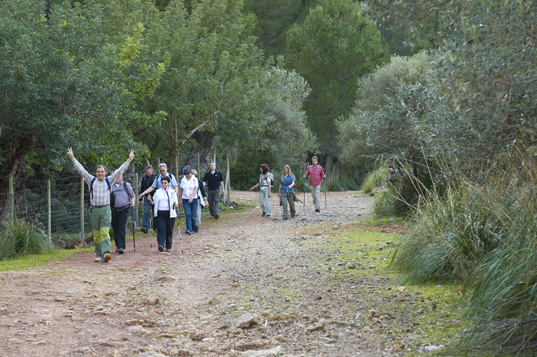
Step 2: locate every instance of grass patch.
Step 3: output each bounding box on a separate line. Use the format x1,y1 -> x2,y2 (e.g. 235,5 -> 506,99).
0,247 -> 92,271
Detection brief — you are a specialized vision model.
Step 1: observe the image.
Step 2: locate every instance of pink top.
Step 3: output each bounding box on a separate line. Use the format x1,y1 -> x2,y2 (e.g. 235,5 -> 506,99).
304,165 -> 325,186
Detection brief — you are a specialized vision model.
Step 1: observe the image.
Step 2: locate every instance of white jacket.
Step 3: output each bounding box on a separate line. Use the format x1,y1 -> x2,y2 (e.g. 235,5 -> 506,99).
153,188 -> 178,218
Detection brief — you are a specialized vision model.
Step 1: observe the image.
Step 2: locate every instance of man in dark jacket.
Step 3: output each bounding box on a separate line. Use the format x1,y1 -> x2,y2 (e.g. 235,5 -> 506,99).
139,165 -> 156,233
202,162 -> 224,219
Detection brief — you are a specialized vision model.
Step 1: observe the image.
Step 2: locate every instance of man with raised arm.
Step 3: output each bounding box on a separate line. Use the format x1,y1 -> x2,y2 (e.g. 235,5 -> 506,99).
68,147 -> 134,262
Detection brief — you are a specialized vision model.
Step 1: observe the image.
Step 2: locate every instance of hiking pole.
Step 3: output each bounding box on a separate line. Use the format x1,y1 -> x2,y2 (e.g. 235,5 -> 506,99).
323,177 -> 327,209
176,209 -> 183,255
131,206 -> 136,251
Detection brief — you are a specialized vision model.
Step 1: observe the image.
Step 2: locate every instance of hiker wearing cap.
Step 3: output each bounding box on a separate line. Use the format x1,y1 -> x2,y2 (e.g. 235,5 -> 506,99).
386,166 -> 399,182
202,162 -> 224,219
250,164 -> 273,217
67,147 -> 134,263
179,166 -> 199,235
191,169 -> 207,228
303,156 -> 326,213
110,174 -> 135,254
152,176 -> 178,253
278,165 -> 296,220
139,165 -> 157,233
138,163 -> 178,199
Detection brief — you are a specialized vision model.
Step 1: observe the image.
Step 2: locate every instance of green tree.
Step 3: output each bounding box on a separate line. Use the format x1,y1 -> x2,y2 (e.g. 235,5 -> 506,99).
286,0 -> 388,174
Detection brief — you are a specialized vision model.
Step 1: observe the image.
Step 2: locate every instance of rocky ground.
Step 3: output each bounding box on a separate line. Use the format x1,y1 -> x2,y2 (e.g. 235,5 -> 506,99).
0,190 -> 461,356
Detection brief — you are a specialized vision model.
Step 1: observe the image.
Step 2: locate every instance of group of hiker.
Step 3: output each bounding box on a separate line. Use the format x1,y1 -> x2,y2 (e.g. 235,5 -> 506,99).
250,156 -> 327,220
67,147 -> 327,262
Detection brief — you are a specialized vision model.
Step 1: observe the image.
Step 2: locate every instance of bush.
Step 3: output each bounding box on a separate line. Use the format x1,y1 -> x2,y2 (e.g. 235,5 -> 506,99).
0,220 -> 55,260
360,165 -> 389,193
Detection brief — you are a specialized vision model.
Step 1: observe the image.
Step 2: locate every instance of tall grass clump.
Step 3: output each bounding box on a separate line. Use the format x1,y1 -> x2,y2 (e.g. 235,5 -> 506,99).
360,164 -> 389,194
0,220 -> 54,260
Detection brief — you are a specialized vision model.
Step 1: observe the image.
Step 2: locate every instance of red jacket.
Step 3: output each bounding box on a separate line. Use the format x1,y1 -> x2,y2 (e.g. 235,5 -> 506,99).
304,165 -> 325,186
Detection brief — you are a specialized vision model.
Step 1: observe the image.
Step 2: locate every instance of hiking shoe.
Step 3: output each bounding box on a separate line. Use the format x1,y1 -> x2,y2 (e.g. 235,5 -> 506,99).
282,217 -> 288,220
158,245 -> 164,252
141,228 -> 148,233
103,253 -> 112,262
186,230 -> 193,235
115,248 -> 120,253
215,214 -> 219,219
165,249 -> 171,253
118,248 -> 125,254
94,257 -> 102,263
262,212 -> 266,217
315,209 -> 320,212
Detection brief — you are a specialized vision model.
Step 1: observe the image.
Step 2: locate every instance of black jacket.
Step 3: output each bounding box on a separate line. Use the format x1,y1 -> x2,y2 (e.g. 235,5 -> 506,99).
139,173 -> 157,201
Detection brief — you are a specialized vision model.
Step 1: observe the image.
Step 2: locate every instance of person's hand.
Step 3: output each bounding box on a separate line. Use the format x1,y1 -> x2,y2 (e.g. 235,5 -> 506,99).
173,202 -> 178,208
188,198 -> 193,204
130,201 -> 135,207
67,147 -> 74,160
303,174 -> 306,178
179,201 -> 183,207
250,187 -> 254,191
147,196 -> 152,203
278,193 -> 281,198
138,201 -> 143,207
323,175 -> 326,179
138,193 -> 143,199
128,150 -> 135,162
268,193 -> 271,198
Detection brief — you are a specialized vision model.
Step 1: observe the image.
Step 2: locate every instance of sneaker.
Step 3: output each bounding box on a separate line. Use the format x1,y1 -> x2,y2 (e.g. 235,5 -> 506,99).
315,209 -> 320,212
118,248 -> 125,254
158,245 -> 164,252
282,217 -> 288,220
262,212 -> 266,217
186,230 -> 193,235
141,228 -> 148,233
115,248 -> 120,253
215,214 -> 219,219
266,215 -> 271,218
165,249 -> 171,253
94,257 -> 103,263
103,253 -> 112,262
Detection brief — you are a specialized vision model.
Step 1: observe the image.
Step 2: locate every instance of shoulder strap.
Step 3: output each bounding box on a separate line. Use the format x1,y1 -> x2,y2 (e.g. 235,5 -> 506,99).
123,182 -> 133,200
90,177 -> 110,198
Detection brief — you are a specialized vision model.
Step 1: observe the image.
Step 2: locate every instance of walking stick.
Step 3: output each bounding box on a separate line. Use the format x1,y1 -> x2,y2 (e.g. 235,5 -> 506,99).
131,206 -> 136,251
176,209 -> 184,255
324,178 -> 327,209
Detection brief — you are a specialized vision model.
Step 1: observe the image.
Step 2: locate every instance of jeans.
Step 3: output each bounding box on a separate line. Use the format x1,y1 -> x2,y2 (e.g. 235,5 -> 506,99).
182,198 -> 198,232
259,189 -> 271,216
157,210 -> 175,249
280,192 -> 296,219
111,206 -> 129,249
208,190 -> 220,217
143,196 -> 152,230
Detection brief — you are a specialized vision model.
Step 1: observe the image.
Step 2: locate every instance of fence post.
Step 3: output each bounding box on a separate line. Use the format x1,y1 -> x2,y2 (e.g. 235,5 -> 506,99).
225,152 -> 230,205
80,177 -> 84,240
8,175 -> 14,226
197,152 -> 200,172
135,172 -> 139,224
47,180 -> 52,243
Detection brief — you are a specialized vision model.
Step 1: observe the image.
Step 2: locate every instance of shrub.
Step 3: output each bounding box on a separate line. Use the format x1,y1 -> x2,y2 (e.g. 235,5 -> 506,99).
0,220 -> 55,260
360,165 -> 389,193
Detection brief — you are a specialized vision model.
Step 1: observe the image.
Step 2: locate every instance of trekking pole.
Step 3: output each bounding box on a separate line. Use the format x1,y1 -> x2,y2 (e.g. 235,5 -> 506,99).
176,209 -> 183,255
131,206 -> 136,251
323,177 -> 327,209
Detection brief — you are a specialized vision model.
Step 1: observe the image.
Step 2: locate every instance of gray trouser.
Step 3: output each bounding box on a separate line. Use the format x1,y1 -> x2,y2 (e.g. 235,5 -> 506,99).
208,190 -> 220,217
311,185 -> 321,210
281,193 -> 296,219
259,189 -> 271,216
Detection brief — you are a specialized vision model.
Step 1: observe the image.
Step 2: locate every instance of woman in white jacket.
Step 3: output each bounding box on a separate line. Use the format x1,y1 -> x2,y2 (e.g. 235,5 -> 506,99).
152,176 -> 178,252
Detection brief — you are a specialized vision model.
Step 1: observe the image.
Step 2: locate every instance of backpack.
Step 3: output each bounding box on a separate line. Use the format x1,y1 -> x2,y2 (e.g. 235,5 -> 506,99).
157,173 -> 176,188
88,177 -> 111,208
110,182 -> 133,207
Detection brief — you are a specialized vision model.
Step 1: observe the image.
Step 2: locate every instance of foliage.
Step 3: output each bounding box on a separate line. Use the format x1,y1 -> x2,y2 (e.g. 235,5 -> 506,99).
286,0 -> 388,168
360,164 -> 389,194
0,220 -> 55,260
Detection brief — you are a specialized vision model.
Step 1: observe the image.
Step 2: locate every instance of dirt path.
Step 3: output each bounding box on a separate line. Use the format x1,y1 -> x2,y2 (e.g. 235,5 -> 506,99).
0,190 -> 399,357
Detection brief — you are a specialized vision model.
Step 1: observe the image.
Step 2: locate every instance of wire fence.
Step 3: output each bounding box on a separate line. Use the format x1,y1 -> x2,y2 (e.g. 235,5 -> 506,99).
0,163 -> 221,242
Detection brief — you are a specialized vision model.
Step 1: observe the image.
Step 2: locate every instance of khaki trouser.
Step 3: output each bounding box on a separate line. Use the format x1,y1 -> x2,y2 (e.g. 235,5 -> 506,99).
90,206 -> 112,258
311,185 -> 321,211
259,189 -> 271,216
280,192 -> 296,219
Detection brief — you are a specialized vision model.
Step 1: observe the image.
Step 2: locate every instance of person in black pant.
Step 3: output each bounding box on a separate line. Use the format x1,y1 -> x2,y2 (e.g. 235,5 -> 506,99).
139,165 -> 157,233
110,175 -> 135,254
152,176 -> 179,253
202,162 -> 225,219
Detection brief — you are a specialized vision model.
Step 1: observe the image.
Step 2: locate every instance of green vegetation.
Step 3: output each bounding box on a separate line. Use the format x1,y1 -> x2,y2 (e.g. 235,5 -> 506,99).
0,220 -> 55,260
360,165 -> 389,194
0,248 -> 91,271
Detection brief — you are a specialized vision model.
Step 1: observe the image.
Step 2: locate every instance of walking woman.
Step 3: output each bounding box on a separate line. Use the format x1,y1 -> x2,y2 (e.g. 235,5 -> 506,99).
250,164 -> 273,217
278,165 -> 296,220
191,169 -> 207,228
179,166 -> 199,234
152,176 -> 178,253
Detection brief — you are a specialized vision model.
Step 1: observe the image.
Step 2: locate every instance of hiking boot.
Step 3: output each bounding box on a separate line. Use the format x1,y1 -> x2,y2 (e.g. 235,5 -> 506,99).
141,228 -> 148,233
315,209 -> 320,212
158,245 -> 164,252
94,257 -> 103,263
262,212 -> 266,217
118,248 -> 125,254
103,253 -> 112,262
215,214 -> 219,219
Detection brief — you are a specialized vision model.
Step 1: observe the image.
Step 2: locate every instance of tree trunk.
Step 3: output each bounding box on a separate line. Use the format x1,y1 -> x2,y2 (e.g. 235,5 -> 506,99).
325,149 -> 334,178
182,131 -> 215,173
0,135 -> 41,224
